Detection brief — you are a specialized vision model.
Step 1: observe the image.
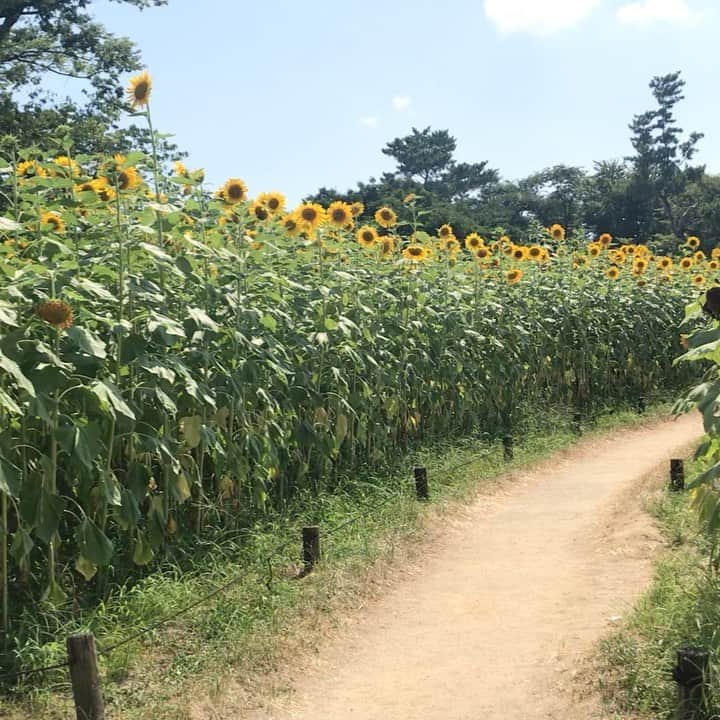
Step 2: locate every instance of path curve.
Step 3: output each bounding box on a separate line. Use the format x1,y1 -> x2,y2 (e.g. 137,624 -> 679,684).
216,414 -> 702,720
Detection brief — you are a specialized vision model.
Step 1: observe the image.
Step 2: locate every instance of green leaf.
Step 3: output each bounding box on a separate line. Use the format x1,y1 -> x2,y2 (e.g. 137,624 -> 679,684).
116,489 -> 141,531
0,456 -> 21,497
0,350 -> 35,397
0,387 -> 21,415
41,579 -> 67,606
76,517 -> 114,566
9,528 -> 34,563
180,415 -> 202,448
90,380 -> 135,420
260,313 -> 277,332
74,555 -> 98,581
187,307 -> 219,332
71,277 -> 116,302
35,489 -> 65,544
66,326 -> 107,359
132,530 -> 154,566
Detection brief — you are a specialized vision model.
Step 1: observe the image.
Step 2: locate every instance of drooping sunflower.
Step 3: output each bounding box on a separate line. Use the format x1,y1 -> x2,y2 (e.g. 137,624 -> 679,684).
587,243 -> 601,258
41,211 -> 65,234
327,201 -> 354,228
380,237 -> 396,257
693,274 -> 706,287
350,201 -> 365,218
464,233 -> 484,251
474,246 -> 492,261
257,191 -> 286,215
606,266 -> 620,280
402,244 -> 429,262
117,165 -> 142,191
549,224 -> 565,241
598,232 -> 612,246
221,178 -> 249,205
679,257 -> 694,271
687,235 -> 701,249
52,156 -> 79,177
375,207 -> 397,228
506,268 -> 523,285
127,70 -> 152,109
17,160 -> 47,178
438,224 -> 453,239
356,225 -> 379,248
92,177 -> 116,202
36,300 -> 73,329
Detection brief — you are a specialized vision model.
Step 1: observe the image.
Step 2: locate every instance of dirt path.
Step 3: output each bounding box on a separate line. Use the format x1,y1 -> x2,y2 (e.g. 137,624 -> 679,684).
217,414 -> 702,720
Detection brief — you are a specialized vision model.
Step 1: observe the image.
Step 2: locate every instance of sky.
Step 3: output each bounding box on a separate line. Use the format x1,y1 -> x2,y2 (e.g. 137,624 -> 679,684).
61,0 -> 720,203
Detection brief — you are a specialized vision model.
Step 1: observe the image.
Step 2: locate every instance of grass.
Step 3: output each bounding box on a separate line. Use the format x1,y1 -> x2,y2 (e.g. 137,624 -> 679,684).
0,401 -> 677,719
597,458 -> 720,719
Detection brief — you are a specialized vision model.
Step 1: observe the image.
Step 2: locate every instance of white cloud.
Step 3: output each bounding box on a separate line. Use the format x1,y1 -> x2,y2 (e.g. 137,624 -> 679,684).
616,0 -> 697,25
483,0 -> 601,35
392,95 -> 412,111
360,116 -> 379,128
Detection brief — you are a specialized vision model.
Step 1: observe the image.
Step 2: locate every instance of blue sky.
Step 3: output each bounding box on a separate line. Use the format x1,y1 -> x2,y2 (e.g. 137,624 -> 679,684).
74,0 -> 720,203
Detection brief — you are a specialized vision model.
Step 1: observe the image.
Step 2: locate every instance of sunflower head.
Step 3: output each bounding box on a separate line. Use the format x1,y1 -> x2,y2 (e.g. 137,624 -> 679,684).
282,214 -> 301,237
375,206 -> 397,228
694,250 -> 706,262
680,257 -> 694,271
356,225 -> 378,248
512,246 -> 527,261
17,160 -> 47,179
606,266 -> 620,280
657,256 -> 673,270
549,224 -> 565,241
710,260 -> 719,271
464,233 -> 484,251
52,156 -> 79,177
693,274 -> 706,287
118,165 -> 141,191
438,224 -> 453,239
257,191 -> 286,215
221,178 -> 248,205
403,193 -> 416,204
441,237 -> 460,254
127,70 -> 152,109
528,245 -> 543,260
587,243 -> 601,258
41,211 -> 65,234
632,258 -> 648,275
687,235 -> 701,249
712,247 -> 720,260
36,299 -> 73,330
250,200 -> 269,222
327,201 -> 353,228
573,255 -> 589,268
474,246 -> 491,260
380,237 -> 396,257
173,160 -> 188,177
350,201 -> 365,218
506,268 -> 523,285
598,233 -> 612,246
92,177 -> 116,202
402,244 -> 429,262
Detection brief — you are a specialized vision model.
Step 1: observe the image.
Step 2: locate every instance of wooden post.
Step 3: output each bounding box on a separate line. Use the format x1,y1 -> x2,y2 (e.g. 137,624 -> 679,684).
672,646 -> 709,719
637,395 -> 647,414
302,526 -> 320,573
414,466 -> 429,500
573,410 -> 582,435
67,633 -> 104,720
670,459 -> 685,492
503,435 -> 514,462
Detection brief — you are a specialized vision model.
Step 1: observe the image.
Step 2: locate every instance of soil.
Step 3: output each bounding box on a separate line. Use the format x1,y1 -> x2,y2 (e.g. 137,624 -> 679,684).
197,413 -> 702,720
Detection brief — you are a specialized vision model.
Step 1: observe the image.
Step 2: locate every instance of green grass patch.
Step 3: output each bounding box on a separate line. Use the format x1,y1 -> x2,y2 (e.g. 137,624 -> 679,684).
1,402 -> 674,720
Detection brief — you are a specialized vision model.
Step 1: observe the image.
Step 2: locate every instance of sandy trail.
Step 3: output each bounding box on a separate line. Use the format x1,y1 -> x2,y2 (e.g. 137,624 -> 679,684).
220,414 -> 702,720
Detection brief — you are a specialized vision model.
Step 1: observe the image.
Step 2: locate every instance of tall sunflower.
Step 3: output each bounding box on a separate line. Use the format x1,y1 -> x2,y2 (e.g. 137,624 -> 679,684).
36,300 -> 73,329
598,233 -> 612,246
221,178 -> 248,205
687,235 -> 701,249
549,224 -> 565,241
606,266 -> 620,280
350,201 -> 364,218
356,226 -> 378,248
402,244 -> 429,262
464,233 -> 484,251
438,224 -> 453,239
41,211 -> 65,234
258,191 -> 286,215
327,201 -> 353,228
375,207 -> 397,228
506,268 -> 523,285
296,203 -> 326,233
127,70 -> 152,109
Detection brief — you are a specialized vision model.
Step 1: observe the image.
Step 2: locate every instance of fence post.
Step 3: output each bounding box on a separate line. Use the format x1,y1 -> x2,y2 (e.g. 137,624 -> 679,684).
302,526 -> 320,574
672,646 -> 709,719
670,458 -> 685,492
414,466 -> 429,500
503,435 -> 514,462
67,632 -> 104,720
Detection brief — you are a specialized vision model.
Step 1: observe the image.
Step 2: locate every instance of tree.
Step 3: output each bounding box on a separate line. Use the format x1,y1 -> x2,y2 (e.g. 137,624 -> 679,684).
520,165 -> 587,236
0,0 -> 178,159
628,71 -> 704,240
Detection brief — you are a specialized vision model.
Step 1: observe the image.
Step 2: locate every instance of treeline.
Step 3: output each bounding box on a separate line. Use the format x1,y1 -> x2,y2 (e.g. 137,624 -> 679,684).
308,73 -> 719,254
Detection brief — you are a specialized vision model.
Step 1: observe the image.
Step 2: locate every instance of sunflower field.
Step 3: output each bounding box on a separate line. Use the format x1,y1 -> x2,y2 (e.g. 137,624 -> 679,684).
0,72 -> 707,643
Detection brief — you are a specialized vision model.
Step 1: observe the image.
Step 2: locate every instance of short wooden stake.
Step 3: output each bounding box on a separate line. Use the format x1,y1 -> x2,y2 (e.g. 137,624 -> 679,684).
672,646 -> 709,719
302,526 -> 320,573
670,459 -> 685,492
503,435 -> 514,462
414,466 -> 429,500
67,632 -> 104,720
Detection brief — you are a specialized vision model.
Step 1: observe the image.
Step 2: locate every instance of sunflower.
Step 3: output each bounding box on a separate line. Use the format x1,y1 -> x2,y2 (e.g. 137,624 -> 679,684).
474,246 -> 492,260
357,225 -> 378,248
464,233 -> 484,251
573,255 -> 589,268
687,235 -> 700,249
549,224 -> 565,241
502,243 -> 515,257
512,246 -> 527,261
528,245 -> 543,261
402,244 -> 429,262
257,191 -> 286,215
250,200 -> 269,222
221,178 -> 248,205
587,243 -> 601,258
281,214 -> 301,237
693,274 -> 706,287
327,201 -> 353,228
506,268 -> 523,285
117,165 -> 141,191
375,207 -> 397,228
127,70 -> 152,109
403,193 -> 416,204
441,237 -> 461,254
679,257 -> 694,271
694,250 -> 706,262
598,233 -> 612,246
52,156 -> 79,177
41,211 -> 65,234
499,235 -> 512,246
624,244 -> 637,256
350,201 -> 364,218
712,247 -> 720,260
606,266 -> 620,280
660,273 -> 673,283
174,161 -> 188,177
632,258 -> 648,275
36,300 -> 73,329
380,237 -> 396,257
609,249 -> 626,265
656,256 -> 673,270
710,260 -> 719,271
296,203 -> 326,233
92,177 -> 116,202
17,160 -> 47,178
438,224 -> 453,239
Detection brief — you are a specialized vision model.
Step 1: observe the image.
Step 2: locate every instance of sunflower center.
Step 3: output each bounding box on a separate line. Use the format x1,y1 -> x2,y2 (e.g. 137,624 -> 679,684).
268,198 -> 280,210
301,208 -> 317,222
331,209 -> 347,223
134,81 -> 149,100
227,184 -> 244,201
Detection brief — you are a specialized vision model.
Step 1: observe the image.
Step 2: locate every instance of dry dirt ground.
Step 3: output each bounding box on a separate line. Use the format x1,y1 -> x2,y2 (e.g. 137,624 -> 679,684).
197,413 -> 702,720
